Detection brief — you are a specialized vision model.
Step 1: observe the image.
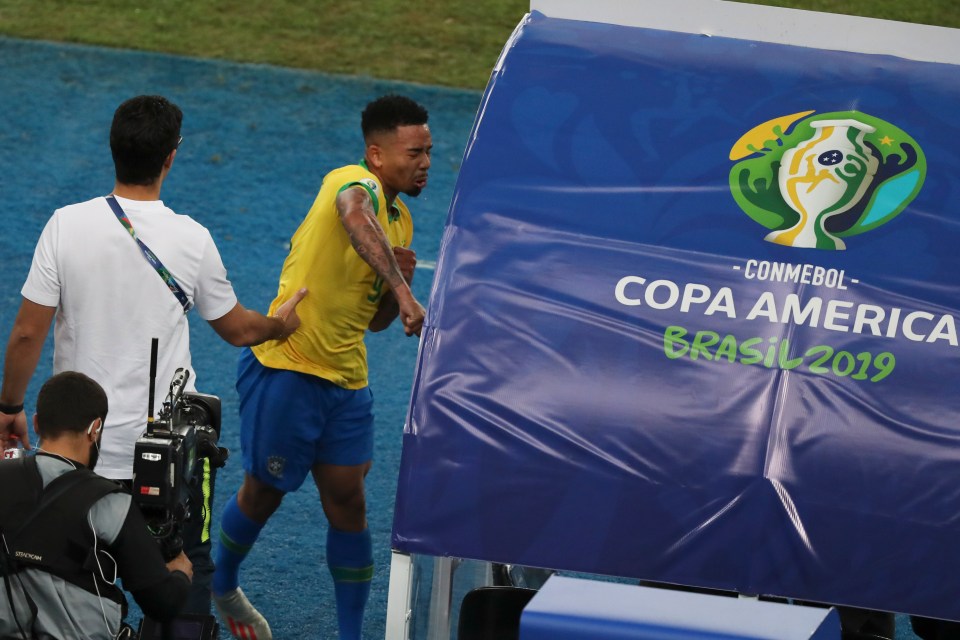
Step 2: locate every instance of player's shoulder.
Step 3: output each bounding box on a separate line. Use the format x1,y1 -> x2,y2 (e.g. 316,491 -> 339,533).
325,163 -> 377,186
324,164 -> 383,206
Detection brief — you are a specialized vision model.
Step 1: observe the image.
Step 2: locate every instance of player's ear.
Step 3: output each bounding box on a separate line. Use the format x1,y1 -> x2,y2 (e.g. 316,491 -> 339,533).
367,144 -> 383,169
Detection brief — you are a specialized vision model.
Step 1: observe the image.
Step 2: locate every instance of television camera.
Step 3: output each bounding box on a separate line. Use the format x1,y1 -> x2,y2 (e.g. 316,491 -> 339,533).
132,340 -> 227,562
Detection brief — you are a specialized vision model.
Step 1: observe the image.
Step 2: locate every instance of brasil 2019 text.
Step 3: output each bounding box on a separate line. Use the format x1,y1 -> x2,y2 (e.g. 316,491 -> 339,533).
663,325 -> 896,382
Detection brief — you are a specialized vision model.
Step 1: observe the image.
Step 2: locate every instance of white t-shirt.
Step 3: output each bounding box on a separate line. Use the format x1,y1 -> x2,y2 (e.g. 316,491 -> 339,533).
21,195 -> 238,478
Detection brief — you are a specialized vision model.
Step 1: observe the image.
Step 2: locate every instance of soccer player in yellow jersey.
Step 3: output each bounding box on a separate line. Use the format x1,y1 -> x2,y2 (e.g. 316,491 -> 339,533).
213,95 -> 430,640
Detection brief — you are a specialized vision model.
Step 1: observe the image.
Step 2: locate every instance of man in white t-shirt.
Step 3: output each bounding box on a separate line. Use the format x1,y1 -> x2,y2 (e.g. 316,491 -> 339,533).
0,94 -> 306,615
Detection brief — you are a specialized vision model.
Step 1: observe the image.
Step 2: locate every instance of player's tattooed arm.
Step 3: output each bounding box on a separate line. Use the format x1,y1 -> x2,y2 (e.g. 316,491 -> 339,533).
337,186 -> 425,336
336,186 -> 408,292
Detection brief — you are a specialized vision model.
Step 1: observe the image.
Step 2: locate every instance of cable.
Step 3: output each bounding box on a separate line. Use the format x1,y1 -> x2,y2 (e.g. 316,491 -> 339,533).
88,510 -> 121,639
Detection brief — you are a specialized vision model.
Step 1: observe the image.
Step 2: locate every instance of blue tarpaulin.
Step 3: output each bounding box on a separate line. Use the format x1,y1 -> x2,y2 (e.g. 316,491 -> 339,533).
392,10 -> 960,620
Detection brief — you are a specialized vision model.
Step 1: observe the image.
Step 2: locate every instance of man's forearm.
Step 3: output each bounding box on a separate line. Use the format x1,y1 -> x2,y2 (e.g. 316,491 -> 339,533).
337,187 -> 424,336
225,307 -> 287,347
342,215 -> 421,320
337,187 -> 408,293
113,501 -> 192,621
344,213 -> 408,292
132,571 -> 191,622
208,304 -> 290,347
1,338 -> 41,405
1,301 -> 54,404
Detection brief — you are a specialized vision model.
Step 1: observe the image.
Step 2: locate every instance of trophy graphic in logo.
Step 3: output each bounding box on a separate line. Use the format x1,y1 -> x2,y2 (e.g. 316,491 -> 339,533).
729,111 -> 926,251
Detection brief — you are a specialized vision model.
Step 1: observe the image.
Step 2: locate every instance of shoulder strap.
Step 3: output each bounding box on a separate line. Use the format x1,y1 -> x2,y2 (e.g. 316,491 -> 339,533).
6,459 -> 103,541
20,469 -> 119,538
1,457 -> 61,636
105,195 -> 193,313
0,456 -> 43,542
0,456 -> 42,575
3,464 -> 127,605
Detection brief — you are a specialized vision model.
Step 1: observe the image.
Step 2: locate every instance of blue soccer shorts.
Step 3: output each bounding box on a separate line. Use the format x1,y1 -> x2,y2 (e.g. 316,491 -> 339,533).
236,348 -> 374,493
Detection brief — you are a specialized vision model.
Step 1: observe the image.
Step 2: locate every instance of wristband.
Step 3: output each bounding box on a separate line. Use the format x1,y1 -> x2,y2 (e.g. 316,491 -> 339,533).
0,402 -> 24,415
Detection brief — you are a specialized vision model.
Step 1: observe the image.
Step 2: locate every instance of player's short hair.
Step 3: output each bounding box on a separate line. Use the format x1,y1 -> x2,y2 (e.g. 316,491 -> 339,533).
110,95 -> 183,186
35,372 -> 108,439
361,94 -> 429,142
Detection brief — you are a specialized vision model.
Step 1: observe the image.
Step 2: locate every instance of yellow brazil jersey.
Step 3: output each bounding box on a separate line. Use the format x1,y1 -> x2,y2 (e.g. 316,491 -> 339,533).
252,163 -> 413,388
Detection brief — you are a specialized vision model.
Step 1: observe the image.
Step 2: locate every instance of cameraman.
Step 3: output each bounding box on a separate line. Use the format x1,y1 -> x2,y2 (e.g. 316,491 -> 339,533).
0,371 -> 192,639
0,94 -> 306,614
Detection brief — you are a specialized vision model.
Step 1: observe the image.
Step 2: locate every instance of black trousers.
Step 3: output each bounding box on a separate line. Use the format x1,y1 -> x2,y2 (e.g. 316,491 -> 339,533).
181,458 -> 215,615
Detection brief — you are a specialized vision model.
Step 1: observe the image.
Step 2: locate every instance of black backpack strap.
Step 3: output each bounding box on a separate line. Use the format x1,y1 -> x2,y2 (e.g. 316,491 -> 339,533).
0,456 -> 43,639
0,456 -> 43,575
7,459 -> 106,541
0,455 -> 42,509
2,460 -> 127,605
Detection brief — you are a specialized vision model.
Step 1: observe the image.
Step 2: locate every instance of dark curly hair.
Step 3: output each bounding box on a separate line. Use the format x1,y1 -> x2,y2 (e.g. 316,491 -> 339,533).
361,94 -> 428,142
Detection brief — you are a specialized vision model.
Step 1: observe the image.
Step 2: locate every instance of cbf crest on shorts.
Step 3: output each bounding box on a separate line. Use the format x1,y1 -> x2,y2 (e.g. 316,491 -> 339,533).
267,456 -> 286,479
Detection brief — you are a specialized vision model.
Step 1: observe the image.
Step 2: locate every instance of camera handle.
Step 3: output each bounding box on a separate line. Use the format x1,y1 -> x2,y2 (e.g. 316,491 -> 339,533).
195,426 -> 229,469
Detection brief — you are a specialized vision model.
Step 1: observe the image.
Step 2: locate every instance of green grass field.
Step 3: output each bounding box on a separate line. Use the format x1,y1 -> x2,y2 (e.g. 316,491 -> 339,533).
0,0 -> 957,89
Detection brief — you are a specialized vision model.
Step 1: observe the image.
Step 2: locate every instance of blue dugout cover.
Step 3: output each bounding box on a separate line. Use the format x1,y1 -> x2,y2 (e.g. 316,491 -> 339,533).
393,9 -> 960,619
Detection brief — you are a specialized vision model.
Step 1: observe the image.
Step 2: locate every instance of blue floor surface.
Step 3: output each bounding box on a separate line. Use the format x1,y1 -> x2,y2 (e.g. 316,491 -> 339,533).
0,35 -> 480,639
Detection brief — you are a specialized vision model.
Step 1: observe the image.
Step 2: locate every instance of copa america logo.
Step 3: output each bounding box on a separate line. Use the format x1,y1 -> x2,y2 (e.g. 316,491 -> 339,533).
728,110 -> 926,250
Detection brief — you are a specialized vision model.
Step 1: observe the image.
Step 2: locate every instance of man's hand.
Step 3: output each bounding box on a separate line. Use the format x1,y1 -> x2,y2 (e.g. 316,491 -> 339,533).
394,247 -> 424,335
272,287 -> 308,340
166,551 -> 193,582
0,411 -> 31,451
393,246 -> 417,285
399,297 -> 426,337
208,289 -> 307,347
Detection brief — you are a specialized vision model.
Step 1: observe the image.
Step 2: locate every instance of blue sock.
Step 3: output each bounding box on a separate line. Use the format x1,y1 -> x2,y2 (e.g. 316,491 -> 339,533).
212,493 -> 264,596
327,527 -> 373,640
